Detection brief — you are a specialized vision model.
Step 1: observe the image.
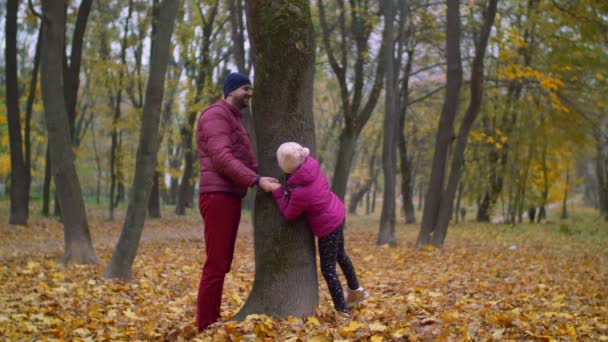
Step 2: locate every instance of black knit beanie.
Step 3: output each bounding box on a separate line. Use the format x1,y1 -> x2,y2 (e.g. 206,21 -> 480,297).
223,72 -> 251,98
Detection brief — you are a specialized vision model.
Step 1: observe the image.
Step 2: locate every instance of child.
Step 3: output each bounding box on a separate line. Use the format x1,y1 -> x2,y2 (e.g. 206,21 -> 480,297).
268,142 -> 369,315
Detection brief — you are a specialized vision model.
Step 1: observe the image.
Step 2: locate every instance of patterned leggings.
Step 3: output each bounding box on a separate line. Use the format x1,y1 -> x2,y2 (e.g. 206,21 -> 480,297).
318,223 -> 360,313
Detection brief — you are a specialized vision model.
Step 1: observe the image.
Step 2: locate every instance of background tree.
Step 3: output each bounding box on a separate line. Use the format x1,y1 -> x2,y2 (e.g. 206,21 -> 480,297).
104,0 -> 179,279
317,0 -> 385,201
40,0 -> 97,264
416,0 -> 463,247
377,0 -> 398,246
5,0 -> 28,225
234,0 -> 318,319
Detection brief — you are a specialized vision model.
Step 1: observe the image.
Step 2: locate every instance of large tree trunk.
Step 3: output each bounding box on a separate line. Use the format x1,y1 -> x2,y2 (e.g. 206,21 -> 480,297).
377,0 -> 397,246
234,1 -> 318,319
431,0 -> 498,247
104,0 -> 179,279
40,1 -> 97,264
5,0 -> 29,225
416,0 -> 463,247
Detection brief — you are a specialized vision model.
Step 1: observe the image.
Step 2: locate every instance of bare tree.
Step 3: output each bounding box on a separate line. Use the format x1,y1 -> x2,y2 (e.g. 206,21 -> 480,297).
378,0 -> 398,246
317,0 -> 385,201
104,0 -> 180,279
417,0 -> 498,247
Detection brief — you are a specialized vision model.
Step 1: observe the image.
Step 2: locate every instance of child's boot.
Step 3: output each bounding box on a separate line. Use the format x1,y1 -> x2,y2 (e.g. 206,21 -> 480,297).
346,287 -> 370,308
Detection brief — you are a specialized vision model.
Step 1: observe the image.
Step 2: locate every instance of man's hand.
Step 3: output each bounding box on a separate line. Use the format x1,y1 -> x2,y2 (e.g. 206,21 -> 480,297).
258,177 -> 280,192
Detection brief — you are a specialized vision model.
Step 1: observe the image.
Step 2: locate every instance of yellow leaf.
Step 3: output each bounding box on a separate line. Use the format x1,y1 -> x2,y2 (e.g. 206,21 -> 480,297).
391,329 -> 406,338
306,316 -> 321,327
72,327 -> 91,337
371,336 -> 384,342
343,320 -> 363,332
369,321 -> 387,332
491,328 -> 504,340
543,311 -> 573,319
123,308 -> 138,319
27,261 -> 40,269
231,293 -> 243,304
566,325 -> 577,341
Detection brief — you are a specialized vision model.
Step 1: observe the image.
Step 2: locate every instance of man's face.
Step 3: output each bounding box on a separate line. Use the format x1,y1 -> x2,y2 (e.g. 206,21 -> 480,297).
228,84 -> 253,109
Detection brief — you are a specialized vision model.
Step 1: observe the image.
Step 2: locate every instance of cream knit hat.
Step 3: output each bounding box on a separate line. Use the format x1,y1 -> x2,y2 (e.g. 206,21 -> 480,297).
276,142 -> 310,174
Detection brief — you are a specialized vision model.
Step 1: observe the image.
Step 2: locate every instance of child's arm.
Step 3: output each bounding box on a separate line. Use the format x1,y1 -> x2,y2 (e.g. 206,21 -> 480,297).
272,187 -> 307,221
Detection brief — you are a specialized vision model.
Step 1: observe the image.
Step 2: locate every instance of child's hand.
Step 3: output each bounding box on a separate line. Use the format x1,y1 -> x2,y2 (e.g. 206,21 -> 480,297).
268,182 -> 281,191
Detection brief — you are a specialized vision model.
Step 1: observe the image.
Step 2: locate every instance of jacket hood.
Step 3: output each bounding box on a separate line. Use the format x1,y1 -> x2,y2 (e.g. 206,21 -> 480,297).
287,157 -> 319,186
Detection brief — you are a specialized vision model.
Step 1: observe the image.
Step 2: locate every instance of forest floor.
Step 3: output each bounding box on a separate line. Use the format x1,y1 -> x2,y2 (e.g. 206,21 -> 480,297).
0,203 -> 606,341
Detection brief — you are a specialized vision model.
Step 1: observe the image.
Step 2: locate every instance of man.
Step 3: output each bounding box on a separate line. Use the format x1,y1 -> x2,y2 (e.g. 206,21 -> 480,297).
195,72 -> 277,331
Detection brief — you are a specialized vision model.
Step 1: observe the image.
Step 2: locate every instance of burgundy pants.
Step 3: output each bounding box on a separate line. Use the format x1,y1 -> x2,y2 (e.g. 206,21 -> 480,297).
196,192 -> 242,331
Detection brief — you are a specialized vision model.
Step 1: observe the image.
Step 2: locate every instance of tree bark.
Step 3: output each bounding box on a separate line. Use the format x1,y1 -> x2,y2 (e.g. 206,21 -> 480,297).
377,0 -> 397,246
5,0 -> 29,225
41,0 -> 97,264
104,0 -> 179,279
234,0 -> 318,319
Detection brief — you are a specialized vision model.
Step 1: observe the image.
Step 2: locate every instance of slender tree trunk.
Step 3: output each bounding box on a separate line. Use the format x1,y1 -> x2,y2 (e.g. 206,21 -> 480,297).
5,0 -> 29,225
561,169 -> 570,219
372,181 -> 377,213
42,146 -> 51,216
108,0 -> 134,219
104,0 -> 179,279
228,0 -> 249,73
417,0 -> 463,247
176,1 -> 219,215
91,120 -> 102,205
432,0 -> 498,246
377,0 -> 397,246
23,23 -> 43,216
41,0 -> 97,264
65,0 -> 93,142
234,1 -> 318,319
348,138 -> 380,215
596,140 -> 608,220
454,181 -> 463,224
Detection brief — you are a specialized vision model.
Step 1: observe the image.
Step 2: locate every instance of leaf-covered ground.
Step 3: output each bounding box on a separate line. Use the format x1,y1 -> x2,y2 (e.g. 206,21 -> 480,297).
0,205 -> 607,341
